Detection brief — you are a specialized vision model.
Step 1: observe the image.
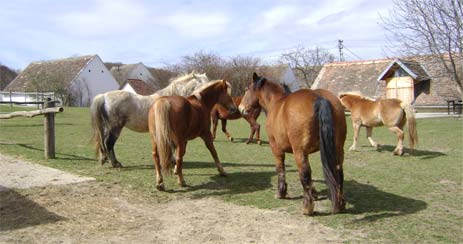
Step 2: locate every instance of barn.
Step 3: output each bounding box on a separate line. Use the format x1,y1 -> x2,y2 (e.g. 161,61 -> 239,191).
4,55 -> 119,106
119,79 -> 156,95
312,54 -> 461,107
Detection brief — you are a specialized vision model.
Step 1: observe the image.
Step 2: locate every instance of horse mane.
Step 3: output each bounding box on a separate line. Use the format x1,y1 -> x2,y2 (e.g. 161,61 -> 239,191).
156,72 -> 210,96
192,80 -> 231,100
338,91 -> 375,101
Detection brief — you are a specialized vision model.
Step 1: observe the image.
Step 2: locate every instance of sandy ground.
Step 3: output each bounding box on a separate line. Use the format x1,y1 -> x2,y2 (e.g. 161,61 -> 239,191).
0,154 -> 365,244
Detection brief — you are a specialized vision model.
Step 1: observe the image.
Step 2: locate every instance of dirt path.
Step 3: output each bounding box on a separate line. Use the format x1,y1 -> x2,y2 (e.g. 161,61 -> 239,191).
0,154 -> 365,243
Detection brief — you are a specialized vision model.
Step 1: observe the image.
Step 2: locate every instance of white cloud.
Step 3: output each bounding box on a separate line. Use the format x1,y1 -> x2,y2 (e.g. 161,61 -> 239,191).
162,11 -> 231,39
56,0 -> 148,38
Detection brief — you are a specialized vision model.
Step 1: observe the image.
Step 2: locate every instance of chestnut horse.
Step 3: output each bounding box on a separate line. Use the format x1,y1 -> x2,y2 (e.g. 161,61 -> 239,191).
239,73 -> 347,215
211,96 -> 262,144
149,80 -> 237,191
338,92 -> 418,156
91,72 -> 209,168
211,84 -> 291,144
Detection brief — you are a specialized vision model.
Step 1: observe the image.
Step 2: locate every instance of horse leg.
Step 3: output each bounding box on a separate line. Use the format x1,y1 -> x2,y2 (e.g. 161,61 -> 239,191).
272,150 -> 288,199
221,119 -> 233,142
104,127 -> 123,168
388,126 -> 405,156
175,142 -> 187,187
211,112 -> 218,140
98,145 -> 108,165
201,132 -> 227,176
349,121 -> 361,151
294,151 -> 314,216
151,142 -> 165,191
366,127 -> 379,149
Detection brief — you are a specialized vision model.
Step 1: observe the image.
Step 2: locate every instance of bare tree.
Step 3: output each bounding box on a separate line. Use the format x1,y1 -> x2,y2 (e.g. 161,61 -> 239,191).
224,56 -> 261,96
382,0 -> 463,93
279,45 -> 335,87
176,51 -> 226,80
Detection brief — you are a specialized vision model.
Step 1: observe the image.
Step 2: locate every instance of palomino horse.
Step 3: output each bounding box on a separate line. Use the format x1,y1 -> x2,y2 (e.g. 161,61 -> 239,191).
211,84 -> 291,144
149,80 -> 237,191
211,96 -> 262,144
338,92 -> 418,156
239,73 -> 347,215
91,72 -> 209,168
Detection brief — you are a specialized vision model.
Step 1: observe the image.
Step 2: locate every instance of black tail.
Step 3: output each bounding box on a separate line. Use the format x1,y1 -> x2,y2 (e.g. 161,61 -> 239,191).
314,97 -> 343,211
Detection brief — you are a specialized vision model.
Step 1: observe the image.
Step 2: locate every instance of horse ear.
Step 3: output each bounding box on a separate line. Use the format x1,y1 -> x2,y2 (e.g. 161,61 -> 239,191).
253,72 -> 259,81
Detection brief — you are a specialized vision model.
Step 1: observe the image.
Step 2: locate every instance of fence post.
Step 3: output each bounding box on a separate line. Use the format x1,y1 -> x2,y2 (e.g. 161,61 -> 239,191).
9,91 -> 12,109
43,98 -> 56,159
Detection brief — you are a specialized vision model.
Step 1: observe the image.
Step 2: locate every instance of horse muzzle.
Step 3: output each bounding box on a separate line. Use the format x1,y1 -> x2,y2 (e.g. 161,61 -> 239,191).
238,104 -> 248,115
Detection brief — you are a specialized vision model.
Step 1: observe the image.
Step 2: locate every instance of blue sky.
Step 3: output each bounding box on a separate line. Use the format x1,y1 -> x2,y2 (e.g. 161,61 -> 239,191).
0,0 -> 395,69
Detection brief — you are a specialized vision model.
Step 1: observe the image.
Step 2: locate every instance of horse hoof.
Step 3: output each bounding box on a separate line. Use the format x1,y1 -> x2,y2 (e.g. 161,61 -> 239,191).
303,207 -> 315,216
219,171 -> 228,177
257,140 -> 262,145
349,146 -> 356,151
112,162 -> 123,168
230,137 -> 234,142
156,184 -> 166,191
179,181 -> 187,187
245,140 -> 250,144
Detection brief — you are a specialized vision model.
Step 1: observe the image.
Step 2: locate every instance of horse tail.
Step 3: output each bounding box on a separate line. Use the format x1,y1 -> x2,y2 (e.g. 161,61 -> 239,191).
153,98 -> 174,175
314,97 -> 343,212
90,94 -> 108,158
402,102 -> 418,150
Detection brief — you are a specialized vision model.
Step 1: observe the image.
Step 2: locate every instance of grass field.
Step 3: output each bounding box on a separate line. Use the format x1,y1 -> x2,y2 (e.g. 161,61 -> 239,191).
1,105 -> 462,243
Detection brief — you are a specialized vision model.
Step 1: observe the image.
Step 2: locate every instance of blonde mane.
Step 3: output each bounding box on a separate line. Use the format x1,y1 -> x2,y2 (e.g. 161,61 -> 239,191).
155,72 -> 210,96
193,80 -> 231,100
338,91 -> 375,101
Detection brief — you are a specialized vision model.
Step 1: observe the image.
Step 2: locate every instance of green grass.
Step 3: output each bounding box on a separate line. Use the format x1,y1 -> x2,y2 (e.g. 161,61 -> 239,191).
1,105 -> 462,243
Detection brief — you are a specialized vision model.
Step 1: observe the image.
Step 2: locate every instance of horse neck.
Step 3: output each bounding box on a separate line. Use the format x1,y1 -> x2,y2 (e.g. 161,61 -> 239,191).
258,84 -> 285,111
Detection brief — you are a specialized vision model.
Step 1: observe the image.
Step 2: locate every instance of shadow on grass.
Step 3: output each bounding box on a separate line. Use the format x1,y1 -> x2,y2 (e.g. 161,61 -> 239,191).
0,189 -> 65,231
340,180 -> 427,222
378,145 -> 446,159
168,170 -> 275,197
0,143 -> 95,161
124,161 -> 276,171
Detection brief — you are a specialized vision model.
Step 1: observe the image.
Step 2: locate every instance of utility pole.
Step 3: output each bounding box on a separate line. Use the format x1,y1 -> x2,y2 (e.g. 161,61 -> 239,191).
338,39 -> 344,62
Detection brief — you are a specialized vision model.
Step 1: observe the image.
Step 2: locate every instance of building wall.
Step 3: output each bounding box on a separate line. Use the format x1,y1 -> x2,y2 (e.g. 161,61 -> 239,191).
121,83 -> 136,94
70,56 -> 119,106
386,76 -> 414,104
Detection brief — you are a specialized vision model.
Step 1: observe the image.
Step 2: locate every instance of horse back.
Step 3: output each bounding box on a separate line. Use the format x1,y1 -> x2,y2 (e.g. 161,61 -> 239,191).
267,89 -> 324,153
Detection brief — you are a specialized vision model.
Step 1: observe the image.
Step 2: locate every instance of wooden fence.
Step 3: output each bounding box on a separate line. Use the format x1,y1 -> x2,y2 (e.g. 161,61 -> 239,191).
0,98 -> 64,159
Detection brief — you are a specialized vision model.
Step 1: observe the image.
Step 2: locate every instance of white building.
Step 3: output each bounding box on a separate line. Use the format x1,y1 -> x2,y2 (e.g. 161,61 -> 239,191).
4,55 -> 119,106
257,64 -> 300,92
110,63 -> 159,92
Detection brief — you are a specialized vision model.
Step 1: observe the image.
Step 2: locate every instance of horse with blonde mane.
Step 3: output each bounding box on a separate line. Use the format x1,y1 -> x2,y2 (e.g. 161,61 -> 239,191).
148,80 -> 236,191
91,72 -> 209,168
239,73 -> 347,216
338,92 -> 418,156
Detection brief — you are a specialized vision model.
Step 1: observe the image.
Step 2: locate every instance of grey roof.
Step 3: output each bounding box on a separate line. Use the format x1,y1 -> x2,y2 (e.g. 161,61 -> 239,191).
110,63 -> 140,86
5,55 -> 96,92
378,59 -> 431,81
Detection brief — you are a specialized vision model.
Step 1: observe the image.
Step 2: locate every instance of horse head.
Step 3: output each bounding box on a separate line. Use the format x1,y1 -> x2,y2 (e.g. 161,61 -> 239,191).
239,72 -> 266,115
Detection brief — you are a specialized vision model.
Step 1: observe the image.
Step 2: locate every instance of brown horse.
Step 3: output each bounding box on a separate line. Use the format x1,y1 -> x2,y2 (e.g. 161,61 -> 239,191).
338,92 -> 418,156
148,80 -> 236,191
211,96 -> 262,144
239,73 -> 347,216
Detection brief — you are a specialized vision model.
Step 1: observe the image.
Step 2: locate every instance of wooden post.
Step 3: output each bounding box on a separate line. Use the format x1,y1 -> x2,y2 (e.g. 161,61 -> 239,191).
9,91 -> 12,109
44,98 -> 56,159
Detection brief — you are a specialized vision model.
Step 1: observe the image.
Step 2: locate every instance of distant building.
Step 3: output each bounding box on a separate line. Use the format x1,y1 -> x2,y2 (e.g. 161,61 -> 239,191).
110,63 -> 159,91
120,79 -> 156,95
4,55 -> 119,106
257,64 -> 300,92
312,55 -> 461,106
